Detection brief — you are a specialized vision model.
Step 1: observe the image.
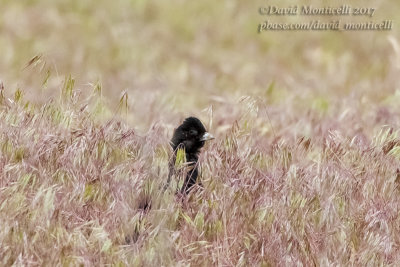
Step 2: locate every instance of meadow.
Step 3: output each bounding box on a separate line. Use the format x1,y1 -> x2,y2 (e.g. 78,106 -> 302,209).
1,0 -> 400,265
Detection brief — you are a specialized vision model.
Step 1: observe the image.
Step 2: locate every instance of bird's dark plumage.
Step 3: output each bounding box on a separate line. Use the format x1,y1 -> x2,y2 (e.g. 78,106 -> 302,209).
166,117 -> 214,194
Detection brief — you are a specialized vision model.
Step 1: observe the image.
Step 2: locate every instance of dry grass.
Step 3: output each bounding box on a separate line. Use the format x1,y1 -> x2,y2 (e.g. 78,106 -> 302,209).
1,0 -> 400,266
2,79 -> 400,265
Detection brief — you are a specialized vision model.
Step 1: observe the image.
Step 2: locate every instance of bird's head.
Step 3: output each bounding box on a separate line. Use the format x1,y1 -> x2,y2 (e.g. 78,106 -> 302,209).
171,117 -> 214,154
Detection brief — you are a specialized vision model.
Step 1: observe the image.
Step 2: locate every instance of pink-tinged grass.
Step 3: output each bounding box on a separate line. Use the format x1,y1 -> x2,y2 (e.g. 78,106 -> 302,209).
1,0 -> 400,265
1,76 -> 400,265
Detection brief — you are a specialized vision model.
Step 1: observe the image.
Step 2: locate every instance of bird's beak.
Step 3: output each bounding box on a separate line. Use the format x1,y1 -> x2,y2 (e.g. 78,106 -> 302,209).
200,132 -> 214,141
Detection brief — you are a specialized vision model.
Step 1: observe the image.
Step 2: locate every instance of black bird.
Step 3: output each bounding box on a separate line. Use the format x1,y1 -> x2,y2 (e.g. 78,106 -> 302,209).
165,117 -> 214,194
127,117 -> 213,244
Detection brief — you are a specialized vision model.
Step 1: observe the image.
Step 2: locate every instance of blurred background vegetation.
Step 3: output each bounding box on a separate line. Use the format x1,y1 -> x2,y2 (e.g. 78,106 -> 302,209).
0,0 -> 399,132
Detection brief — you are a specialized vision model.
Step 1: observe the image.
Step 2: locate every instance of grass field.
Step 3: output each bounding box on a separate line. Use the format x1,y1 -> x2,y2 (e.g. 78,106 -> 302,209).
1,0 -> 400,266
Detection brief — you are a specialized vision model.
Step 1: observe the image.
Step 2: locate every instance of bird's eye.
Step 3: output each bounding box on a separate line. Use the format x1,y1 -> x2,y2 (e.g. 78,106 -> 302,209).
189,129 -> 198,136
